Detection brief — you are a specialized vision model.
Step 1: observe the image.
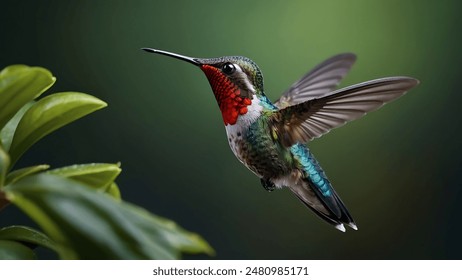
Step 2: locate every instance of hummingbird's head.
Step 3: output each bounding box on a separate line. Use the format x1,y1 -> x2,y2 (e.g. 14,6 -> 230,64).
142,48 -> 264,125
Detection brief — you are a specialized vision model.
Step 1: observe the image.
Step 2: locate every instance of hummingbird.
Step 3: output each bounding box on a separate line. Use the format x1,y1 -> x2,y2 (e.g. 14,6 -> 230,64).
142,48 -> 419,232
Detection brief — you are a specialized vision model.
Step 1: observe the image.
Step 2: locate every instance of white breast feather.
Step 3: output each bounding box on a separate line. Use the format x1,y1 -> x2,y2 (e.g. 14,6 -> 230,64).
224,95 -> 263,172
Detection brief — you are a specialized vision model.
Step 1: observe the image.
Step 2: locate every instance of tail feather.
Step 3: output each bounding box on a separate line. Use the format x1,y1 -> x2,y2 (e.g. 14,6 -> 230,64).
289,143 -> 357,231
289,181 -> 356,231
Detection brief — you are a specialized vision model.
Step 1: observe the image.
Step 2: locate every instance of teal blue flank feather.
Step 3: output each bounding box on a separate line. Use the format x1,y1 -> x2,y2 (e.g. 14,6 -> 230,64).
290,144 -> 332,197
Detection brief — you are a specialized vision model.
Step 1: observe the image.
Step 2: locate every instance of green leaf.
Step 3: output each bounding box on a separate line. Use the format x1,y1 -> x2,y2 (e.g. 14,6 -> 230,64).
47,163 -> 121,191
0,240 -> 37,260
1,102 -> 34,150
5,174 -> 214,259
0,225 -> 57,251
6,164 -> 50,186
8,92 -> 107,167
0,65 -> 55,131
0,144 -> 9,187
106,182 -> 121,201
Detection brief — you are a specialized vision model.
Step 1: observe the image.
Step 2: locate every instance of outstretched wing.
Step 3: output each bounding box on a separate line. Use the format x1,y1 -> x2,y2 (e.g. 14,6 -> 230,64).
270,77 -> 419,147
274,53 -> 357,108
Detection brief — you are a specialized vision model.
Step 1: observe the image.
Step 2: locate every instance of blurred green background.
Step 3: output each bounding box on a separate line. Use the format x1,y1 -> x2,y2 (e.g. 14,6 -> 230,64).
1,0 -> 461,259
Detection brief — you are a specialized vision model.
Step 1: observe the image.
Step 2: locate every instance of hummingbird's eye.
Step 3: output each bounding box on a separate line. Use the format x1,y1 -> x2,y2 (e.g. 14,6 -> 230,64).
222,63 -> 236,75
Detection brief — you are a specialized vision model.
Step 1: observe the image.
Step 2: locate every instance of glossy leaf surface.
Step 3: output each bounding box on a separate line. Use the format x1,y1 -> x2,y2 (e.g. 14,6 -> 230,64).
47,163 -> 121,191
9,92 -> 107,166
6,164 -> 50,186
0,225 -> 56,251
0,65 -> 55,131
5,174 -> 214,259
0,240 -> 36,260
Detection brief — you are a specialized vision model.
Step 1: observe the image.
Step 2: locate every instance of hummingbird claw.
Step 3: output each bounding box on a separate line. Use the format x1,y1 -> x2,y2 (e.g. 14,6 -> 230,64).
260,178 -> 276,192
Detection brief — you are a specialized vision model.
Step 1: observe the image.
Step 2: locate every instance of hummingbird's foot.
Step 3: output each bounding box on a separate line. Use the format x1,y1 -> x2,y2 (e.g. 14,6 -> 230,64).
260,178 -> 276,192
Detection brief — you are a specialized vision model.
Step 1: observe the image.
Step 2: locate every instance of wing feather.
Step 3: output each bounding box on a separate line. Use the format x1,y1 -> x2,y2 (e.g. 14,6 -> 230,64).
272,77 -> 419,147
275,53 -> 357,108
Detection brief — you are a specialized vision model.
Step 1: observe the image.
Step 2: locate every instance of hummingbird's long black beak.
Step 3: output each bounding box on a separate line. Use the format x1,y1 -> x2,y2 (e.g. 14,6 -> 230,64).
142,48 -> 201,66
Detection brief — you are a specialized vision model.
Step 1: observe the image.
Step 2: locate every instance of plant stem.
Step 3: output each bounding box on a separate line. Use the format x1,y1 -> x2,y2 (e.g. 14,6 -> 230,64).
0,190 -> 10,212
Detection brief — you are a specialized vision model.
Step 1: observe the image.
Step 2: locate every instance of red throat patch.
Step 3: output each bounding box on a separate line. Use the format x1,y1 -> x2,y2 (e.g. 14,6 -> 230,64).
201,65 -> 252,125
